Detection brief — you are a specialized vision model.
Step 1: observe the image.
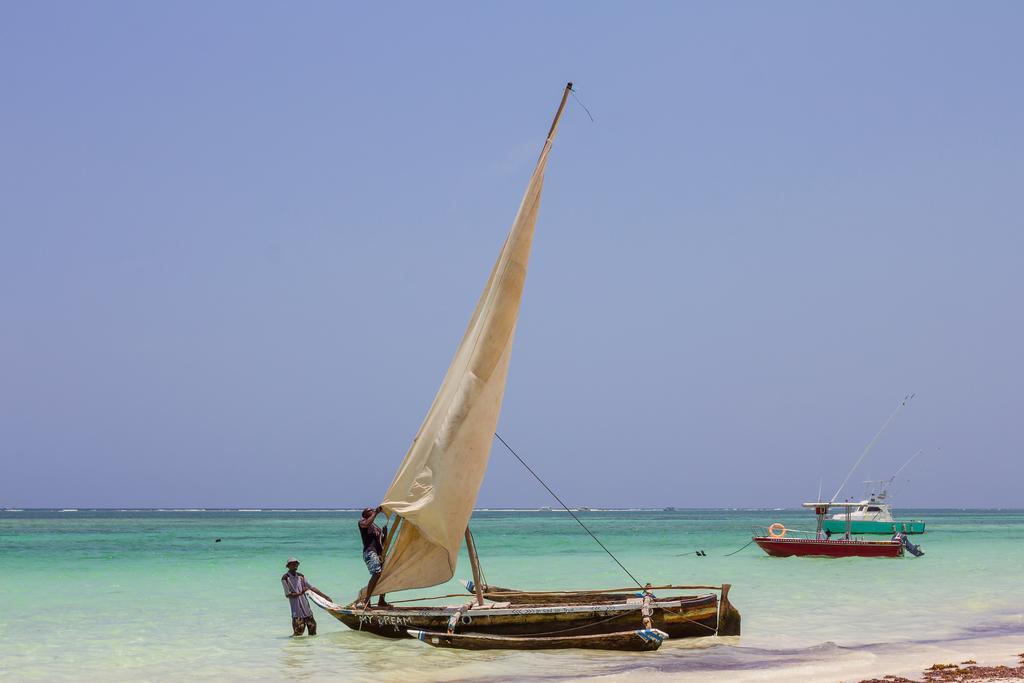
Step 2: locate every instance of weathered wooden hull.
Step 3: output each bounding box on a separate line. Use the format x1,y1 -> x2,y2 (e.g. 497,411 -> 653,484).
408,627 -> 668,651
464,582 -> 739,637
320,592 -> 730,640
754,536 -> 904,558
464,582 -> 642,605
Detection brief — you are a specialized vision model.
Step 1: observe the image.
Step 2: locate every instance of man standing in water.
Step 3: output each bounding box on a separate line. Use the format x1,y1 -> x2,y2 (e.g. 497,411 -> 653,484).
359,506 -> 389,607
281,557 -> 332,636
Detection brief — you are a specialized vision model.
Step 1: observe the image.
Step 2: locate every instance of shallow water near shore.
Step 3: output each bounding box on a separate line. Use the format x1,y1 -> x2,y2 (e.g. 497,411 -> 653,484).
1,509 -> 1022,681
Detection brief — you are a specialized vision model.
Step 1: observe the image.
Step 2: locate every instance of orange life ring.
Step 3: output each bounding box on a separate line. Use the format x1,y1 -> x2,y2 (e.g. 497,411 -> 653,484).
768,523 -> 787,538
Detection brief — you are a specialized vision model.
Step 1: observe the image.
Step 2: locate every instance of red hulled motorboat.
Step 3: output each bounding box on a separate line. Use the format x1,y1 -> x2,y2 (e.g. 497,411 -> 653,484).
754,536 -> 903,558
753,503 -> 923,559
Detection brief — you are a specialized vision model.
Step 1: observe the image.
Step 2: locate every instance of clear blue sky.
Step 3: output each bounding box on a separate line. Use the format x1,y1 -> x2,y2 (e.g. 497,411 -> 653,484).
2,2 -> 1021,508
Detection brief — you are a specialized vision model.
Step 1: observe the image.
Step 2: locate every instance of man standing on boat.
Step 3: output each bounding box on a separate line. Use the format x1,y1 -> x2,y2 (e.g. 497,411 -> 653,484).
281,557 -> 331,636
359,506 -> 389,608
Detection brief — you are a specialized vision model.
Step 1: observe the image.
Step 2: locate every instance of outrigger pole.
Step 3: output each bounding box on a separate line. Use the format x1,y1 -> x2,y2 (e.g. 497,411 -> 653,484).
892,448 -> 924,479
830,393 -> 915,503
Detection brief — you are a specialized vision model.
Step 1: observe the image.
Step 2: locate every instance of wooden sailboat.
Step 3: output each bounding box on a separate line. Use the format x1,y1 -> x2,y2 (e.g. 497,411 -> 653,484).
311,82 -> 741,650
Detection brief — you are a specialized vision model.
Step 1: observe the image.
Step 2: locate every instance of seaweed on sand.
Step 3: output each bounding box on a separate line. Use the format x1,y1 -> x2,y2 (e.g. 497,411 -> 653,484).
860,653 -> 1024,683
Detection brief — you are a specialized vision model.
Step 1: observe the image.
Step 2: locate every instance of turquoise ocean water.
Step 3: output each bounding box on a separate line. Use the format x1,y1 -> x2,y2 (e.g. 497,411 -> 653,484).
2,509 -> 1023,681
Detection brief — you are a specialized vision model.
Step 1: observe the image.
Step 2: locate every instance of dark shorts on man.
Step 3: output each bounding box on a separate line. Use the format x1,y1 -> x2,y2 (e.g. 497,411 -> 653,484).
292,615 -> 317,636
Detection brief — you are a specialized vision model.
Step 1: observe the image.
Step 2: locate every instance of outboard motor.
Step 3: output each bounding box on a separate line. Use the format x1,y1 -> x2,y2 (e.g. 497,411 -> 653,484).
901,534 -> 925,557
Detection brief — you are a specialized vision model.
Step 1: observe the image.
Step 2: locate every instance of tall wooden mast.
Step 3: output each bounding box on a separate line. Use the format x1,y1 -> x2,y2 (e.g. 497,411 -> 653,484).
464,528 -> 485,606
544,82 -> 573,150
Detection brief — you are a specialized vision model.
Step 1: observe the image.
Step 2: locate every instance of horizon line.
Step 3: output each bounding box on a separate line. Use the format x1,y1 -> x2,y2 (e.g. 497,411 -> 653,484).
3,506 -> 1023,512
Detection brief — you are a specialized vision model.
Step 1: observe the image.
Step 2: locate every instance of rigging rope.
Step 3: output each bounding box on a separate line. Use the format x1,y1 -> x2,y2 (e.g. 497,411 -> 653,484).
722,539 -> 755,557
494,432 -> 645,590
569,86 -> 595,122
676,539 -> 754,557
659,604 -> 719,634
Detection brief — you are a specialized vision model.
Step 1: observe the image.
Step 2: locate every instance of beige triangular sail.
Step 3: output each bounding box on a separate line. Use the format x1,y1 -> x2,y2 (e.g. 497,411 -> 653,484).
370,85 -> 571,597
